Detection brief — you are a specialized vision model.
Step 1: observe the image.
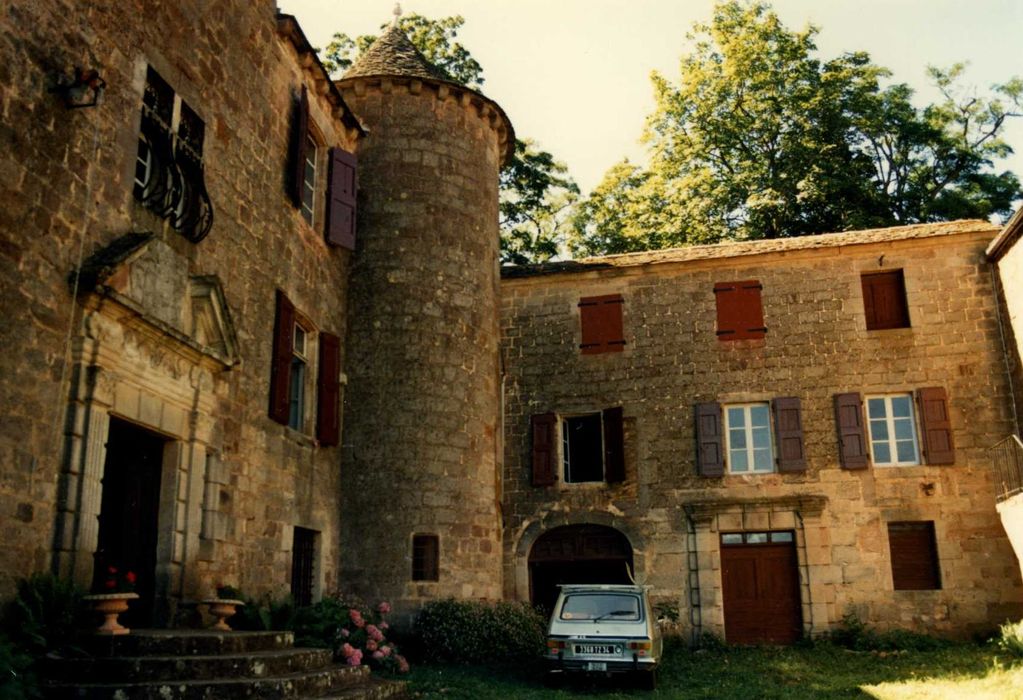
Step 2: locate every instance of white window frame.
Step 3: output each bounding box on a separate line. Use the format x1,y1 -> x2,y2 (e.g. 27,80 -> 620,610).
560,412 -> 606,484
724,403 -> 775,474
301,132 -> 318,224
865,393 -> 920,466
287,318 -> 315,432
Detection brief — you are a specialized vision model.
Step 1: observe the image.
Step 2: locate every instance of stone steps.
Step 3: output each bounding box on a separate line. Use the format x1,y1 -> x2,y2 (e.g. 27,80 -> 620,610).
44,629 -> 407,700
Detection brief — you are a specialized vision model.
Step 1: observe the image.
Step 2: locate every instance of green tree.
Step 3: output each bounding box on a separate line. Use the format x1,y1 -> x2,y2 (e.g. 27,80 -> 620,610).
571,1 -> 1021,255
321,14 -> 577,264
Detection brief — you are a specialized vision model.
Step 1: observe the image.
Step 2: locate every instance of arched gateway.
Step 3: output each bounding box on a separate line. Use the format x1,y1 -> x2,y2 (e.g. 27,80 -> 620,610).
528,524 -> 634,612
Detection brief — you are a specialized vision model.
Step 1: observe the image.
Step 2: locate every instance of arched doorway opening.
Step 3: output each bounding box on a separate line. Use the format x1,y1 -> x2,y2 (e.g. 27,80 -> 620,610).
528,524 -> 634,613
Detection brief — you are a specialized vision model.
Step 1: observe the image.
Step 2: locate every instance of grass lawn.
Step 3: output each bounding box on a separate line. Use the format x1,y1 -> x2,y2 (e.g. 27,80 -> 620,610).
403,640 -> 1022,699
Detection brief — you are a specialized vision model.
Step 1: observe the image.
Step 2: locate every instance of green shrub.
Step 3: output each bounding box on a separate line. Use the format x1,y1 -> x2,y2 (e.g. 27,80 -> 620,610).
232,594 -> 297,632
4,573 -> 88,656
996,619 -> 1023,658
0,634 -> 39,700
413,599 -> 546,664
828,613 -> 950,652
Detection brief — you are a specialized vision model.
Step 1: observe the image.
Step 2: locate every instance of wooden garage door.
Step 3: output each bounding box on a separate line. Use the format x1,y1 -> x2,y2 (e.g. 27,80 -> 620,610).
721,532 -> 802,644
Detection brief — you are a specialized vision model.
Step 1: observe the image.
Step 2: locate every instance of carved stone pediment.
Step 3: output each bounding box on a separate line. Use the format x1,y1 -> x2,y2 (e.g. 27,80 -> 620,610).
187,276 -> 239,366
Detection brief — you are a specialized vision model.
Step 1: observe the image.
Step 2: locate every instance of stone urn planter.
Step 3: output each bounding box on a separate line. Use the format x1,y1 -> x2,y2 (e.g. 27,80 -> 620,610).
203,599 -> 244,631
84,592 -> 139,635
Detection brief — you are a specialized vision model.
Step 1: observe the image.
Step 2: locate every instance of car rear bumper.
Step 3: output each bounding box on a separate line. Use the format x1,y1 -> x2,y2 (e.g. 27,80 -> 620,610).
545,655 -> 658,674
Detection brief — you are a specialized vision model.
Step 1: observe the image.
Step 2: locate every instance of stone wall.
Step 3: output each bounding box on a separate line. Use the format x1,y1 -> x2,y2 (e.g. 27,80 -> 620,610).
0,0 -> 358,610
500,224 -> 1023,638
337,75 -> 505,614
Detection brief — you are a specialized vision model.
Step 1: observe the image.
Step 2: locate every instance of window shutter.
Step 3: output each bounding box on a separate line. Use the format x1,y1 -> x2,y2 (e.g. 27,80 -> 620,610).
269,291 -> 295,425
714,281 -> 766,340
531,413 -> 557,486
579,294 -> 625,354
289,86 -> 309,208
326,147 -> 357,250
917,387 -> 954,465
834,393 -> 868,469
862,271 -> 910,330
888,522 -> 941,590
603,406 -> 625,483
316,332 -> 342,446
695,402 -> 724,477
772,397 -> 806,472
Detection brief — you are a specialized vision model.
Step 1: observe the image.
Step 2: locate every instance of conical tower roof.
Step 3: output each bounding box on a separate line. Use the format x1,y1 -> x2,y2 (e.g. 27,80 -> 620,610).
344,25 -> 452,82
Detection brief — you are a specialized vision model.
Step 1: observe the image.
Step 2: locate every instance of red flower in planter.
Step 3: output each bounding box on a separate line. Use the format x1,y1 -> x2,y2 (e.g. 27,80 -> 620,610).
125,571 -> 137,584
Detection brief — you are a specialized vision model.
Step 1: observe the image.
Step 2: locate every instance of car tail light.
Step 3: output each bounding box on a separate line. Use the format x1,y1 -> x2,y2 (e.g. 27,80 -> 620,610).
627,641 -> 652,650
547,639 -> 566,650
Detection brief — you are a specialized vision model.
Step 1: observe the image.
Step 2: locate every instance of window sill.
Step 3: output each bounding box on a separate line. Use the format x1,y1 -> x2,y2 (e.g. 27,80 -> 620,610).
283,425 -> 317,448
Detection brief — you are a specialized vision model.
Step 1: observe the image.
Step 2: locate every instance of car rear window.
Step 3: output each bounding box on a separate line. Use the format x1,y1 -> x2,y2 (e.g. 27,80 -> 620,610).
560,593 -> 641,621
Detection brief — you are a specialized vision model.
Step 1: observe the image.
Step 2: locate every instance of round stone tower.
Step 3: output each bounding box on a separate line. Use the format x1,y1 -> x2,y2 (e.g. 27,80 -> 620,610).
335,26 -> 514,615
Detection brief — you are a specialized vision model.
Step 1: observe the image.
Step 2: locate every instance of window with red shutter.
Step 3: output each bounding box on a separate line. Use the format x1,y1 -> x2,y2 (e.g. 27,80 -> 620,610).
579,294 -> 625,354
888,521 -> 941,590
532,409 -> 626,486
269,291 -> 296,425
531,413 -> 557,486
714,281 -> 766,340
326,147 -> 357,250
316,332 -> 341,446
862,270 -> 910,330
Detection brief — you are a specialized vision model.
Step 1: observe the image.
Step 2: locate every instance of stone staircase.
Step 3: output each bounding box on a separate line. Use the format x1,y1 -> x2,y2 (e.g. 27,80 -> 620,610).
44,630 -> 407,700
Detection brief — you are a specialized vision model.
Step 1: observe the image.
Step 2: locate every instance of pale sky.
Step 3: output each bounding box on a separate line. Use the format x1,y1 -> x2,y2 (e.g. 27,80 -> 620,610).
279,0 -> 1023,208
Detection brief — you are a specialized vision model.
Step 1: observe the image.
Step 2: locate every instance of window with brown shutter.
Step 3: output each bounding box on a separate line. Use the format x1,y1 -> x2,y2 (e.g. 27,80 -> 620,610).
288,85 -> 310,209
326,147 -> 357,250
579,294 -> 625,354
714,280 -> 766,341
695,402 -> 724,476
862,270 -> 910,330
316,332 -> 341,446
888,521 -> 941,590
269,291 -> 296,425
917,387 -> 955,465
772,397 -> 806,473
834,393 -> 869,469
531,413 -> 557,486
412,534 -> 439,581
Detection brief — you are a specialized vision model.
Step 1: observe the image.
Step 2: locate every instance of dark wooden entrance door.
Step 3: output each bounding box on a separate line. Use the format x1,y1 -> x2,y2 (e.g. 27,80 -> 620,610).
528,525 -> 633,614
94,417 -> 166,627
721,532 -> 802,644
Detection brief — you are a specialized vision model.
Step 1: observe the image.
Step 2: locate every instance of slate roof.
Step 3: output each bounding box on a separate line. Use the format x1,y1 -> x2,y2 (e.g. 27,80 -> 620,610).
502,220 -> 998,279
344,25 -> 452,82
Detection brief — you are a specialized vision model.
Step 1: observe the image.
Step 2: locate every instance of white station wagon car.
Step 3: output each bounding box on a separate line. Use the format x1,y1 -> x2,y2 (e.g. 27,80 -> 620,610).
545,584 -> 663,689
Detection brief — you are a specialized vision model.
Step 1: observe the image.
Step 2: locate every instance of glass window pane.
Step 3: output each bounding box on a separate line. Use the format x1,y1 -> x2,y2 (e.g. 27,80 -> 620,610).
771,532 -> 794,543
870,419 -> 889,441
727,407 -> 745,428
730,428 -> 747,449
753,448 -> 772,471
891,396 -> 912,418
730,450 -> 749,472
746,533 -> 768,544
753,427 -> 771,449
750,405 -> 769,427
894,418 -> 914,440
722,534 -> 743,545
868,398 -> 887,419
896,440 -> 918,464
873,442 -> 891,464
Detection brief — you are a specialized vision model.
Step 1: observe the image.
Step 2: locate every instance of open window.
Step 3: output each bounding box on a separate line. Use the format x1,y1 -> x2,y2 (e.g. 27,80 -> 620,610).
531,408 -> 624,486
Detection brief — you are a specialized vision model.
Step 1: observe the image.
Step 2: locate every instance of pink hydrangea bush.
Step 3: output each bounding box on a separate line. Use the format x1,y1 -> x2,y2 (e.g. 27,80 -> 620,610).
319,593 -> 409,674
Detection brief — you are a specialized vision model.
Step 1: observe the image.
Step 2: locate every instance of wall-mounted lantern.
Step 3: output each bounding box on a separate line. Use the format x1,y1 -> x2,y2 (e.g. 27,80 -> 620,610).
50,67 -> 106,109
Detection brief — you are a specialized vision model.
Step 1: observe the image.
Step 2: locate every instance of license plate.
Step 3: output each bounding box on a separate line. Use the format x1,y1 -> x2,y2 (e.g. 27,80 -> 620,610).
586,662 -> 607,671
575,644 -> 615,655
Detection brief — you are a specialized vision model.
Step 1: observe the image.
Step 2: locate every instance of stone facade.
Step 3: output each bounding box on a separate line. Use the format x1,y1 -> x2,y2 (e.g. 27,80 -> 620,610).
0,0 -> 360,619
501,222 -> 1023,638
1,0 -> 1021,641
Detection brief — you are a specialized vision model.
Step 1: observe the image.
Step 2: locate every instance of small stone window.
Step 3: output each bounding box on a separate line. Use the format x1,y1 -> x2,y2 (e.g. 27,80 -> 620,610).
412,534 -> 439,582
714,280 -> 766,340
579,294 -> 625,354
862,270 -> 910,330
888,521 -> 941,590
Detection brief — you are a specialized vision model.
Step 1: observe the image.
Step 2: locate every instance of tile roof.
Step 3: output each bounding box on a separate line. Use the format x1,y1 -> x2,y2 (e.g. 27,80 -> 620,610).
343,25 -> 452,82
502,220 -> 998,279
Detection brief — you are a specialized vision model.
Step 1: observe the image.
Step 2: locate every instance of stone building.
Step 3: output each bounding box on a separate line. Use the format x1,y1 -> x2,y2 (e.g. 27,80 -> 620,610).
1,0 -> 1021,641
501,221 -> 1023,640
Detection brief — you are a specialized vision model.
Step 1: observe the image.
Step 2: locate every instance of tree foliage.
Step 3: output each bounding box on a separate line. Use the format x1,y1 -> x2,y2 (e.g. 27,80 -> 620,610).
320,14 -> 577,264
571,1 -> 1022,255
